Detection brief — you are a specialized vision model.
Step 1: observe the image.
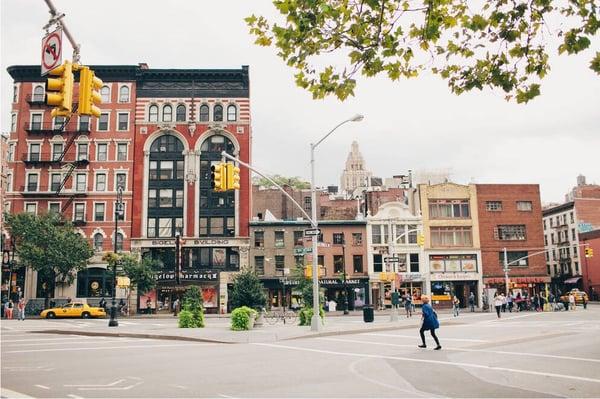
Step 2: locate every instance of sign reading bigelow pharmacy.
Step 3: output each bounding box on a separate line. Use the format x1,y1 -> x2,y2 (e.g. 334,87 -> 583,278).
156,270 -> 219,282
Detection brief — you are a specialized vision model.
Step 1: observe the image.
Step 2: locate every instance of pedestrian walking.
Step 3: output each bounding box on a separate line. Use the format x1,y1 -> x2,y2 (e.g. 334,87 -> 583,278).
494,293 -> 503,318
417,295 -> 441,350
507,293 -> 514,313
468,292 -> 475,312
146,298 -> 152,315
569,293 -> 576,311
583,295 -> 588,310
5,299 -> 14,319
17,298 -> 26,321
452,295 -> 460,317
99,297 -> 107,311
501,294 -> 507,312
539,294 -> 546,312
532,294 -> 540,312
173,298 -> 180,316
404,293 -> 412,318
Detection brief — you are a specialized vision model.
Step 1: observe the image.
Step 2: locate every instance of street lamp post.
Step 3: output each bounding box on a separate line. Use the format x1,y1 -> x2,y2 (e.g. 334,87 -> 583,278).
175,230 -> 181,285
109,187 -> 124,327
310,114 -> 364,331
341,233 -> 349,315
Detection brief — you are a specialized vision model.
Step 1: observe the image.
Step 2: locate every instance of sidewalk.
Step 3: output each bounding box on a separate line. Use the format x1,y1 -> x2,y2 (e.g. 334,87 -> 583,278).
27,310 -> 483,344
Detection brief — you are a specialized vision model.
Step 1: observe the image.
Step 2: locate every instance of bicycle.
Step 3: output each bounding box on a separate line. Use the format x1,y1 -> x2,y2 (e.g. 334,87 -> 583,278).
265,308 -> 297,325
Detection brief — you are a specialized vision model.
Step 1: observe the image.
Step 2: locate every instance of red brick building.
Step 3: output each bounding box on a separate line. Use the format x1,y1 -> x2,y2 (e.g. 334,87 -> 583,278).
476,184 -> 549,295
3,64 -> 251,313
579,229 -> 600,300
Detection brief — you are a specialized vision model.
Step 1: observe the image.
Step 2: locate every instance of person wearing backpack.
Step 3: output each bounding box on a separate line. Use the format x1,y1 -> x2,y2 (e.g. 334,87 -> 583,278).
418,295 -> 441,350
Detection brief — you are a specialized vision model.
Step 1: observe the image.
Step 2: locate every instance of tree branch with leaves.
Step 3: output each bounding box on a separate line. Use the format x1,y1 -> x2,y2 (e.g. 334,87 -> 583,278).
246,0 -> 599,103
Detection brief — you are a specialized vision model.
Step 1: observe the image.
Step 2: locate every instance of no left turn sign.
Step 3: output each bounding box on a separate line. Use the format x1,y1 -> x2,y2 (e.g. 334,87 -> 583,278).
41,28 -> 63,76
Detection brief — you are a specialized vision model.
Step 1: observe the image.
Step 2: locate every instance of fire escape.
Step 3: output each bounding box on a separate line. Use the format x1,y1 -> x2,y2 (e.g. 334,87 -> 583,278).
22,95 -> 89,222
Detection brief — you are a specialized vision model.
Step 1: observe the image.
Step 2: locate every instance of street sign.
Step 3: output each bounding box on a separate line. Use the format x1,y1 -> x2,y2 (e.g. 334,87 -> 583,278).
41,28 -> 63,76
304,228 -> 321,237
385,257 -> 401,263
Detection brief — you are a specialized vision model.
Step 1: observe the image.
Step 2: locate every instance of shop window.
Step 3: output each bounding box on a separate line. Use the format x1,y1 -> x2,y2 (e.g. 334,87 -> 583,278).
77,267 -> 113,297
254,231 -> 264,247
353,255 -> 363,273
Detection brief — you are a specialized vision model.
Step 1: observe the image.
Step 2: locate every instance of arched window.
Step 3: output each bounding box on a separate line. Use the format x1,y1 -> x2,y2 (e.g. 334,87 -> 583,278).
147,134 -> 184,239
199,135 -> 235,239
93,233 -> 103,252
162,105 -> 173,122
116,232 -> 124,251
227,105 -> 237,121
33,86 -> 45,102
76,267 -> 113,297
149,105 -> 158,122
101,86 -> 110,103
119,86 -> 130,102
213,104 -> 223,122
199,105 -> 209,122
176,104 -> 186,122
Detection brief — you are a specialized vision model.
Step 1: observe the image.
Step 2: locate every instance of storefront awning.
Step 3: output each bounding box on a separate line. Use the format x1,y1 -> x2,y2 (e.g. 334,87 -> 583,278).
564,277 -> 582,284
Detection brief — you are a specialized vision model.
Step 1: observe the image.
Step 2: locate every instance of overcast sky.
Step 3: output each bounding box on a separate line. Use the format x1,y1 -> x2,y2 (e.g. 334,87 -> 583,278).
2,0 -> 599,204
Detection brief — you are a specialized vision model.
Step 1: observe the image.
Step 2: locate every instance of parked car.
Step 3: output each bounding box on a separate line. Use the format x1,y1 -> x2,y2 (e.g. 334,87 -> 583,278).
560,289 -> 589,304
40,302 -> 106,319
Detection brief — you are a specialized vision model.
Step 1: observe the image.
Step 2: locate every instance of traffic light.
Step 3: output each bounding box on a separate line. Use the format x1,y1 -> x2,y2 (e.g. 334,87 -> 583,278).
227,164 -> 241,190
78,66 -> 103,117
585,247 -> 594,258
46,60 -> 74,117
305,265 -> 312,278
210,163 -> 227,192
417,234 -> 425,247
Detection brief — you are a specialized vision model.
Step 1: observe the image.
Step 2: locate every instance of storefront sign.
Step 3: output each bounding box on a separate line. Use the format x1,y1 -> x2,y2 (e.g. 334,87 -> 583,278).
430,272 -> 479,281
279,278 -> 366,287
397,273 -> 424,282
430,254 -> 478,273
156,270 -> 219,282
136,238 -> 248,248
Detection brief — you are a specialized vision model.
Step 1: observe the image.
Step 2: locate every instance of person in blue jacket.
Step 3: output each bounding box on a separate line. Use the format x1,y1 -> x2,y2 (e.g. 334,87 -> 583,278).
418,295 -> 441,350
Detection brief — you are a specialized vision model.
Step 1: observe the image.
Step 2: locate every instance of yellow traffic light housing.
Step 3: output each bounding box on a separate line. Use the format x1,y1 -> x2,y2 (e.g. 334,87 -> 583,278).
46,60 -> 74,117
78,66 -> 103,117
417,234 -> 425,247
305,265 -> 312,278
585,247 -> 594,258
211,163 -> 227,192
227,164 -> 241,190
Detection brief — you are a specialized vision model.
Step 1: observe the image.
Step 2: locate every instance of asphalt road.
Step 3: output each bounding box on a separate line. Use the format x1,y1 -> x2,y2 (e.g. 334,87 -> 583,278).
2,307 -> 600,398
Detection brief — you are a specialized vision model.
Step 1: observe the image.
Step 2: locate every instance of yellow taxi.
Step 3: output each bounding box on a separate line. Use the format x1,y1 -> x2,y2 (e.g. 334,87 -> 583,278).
40,302 -> 107,319
560,289 -> 589,304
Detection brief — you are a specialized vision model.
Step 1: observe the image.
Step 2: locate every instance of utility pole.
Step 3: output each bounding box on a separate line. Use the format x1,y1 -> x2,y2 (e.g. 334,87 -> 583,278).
503,247 -> 509,295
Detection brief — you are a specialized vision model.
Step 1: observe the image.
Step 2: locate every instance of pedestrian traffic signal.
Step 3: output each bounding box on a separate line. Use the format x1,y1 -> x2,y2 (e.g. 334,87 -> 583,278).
417,234 -> 425,247
585,247 -> 594,258
210,163 -> 227,192
46,60 -> 74,117
78,66 -> 103,117
227,164 -> 241,190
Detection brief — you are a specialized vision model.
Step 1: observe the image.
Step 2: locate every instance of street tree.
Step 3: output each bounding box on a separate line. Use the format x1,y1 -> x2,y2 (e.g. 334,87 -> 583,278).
253,174 -> 310,189
246,0 -> 599,103
229,268 -> 267,310
5,212 -> 93,305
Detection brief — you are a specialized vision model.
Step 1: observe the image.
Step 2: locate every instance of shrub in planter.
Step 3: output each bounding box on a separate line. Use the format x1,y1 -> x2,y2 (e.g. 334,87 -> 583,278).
231,306 -> 257,331
298,306 -> 325,326
178,286 -> 205,328
178,310 -> 196,328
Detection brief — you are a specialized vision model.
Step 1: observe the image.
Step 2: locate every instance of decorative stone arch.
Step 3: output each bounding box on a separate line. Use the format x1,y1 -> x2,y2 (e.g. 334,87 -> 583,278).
110,227 -> 127,240
75,228 -> 86,237
194,128 -> 240,155
143,128 -> 190,153
91,227 -> 107,238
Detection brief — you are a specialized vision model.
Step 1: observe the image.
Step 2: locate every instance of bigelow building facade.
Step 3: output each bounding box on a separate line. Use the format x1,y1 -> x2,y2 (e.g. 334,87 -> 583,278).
4,64 -> 251,313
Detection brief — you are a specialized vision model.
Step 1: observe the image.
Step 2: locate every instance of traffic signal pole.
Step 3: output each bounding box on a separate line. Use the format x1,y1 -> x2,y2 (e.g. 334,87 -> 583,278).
43,0 -> 81,63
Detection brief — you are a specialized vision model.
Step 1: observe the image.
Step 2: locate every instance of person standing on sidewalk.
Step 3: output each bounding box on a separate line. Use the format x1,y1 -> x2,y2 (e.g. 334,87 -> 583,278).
507,293 -> 514,313
17,298 -> 26,321
417,295 -> 441,350
404,293 -> 412,318
494,293 -> 503,318
468,292 -> 475,312
452,295 -> 460,317
569,293 -> 576,311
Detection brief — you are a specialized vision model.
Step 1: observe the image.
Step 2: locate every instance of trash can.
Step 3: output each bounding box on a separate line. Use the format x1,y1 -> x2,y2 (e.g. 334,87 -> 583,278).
363,306 -> 374,323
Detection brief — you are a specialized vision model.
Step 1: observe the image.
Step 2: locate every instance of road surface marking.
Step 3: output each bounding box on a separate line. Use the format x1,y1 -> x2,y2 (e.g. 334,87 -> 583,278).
348,358 -> 440,398
67,395 -> 84,398
66,378 -> 126,387
2,336 -> 101,343
2,339 -> 147,347
319,337 -> 600,363
34,385 -> 50,390
253,343 -> 600,384
3,342 -> 216,354
363,333 -> 489,343
0,388 -> 34,398
65,376 -> 143,391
